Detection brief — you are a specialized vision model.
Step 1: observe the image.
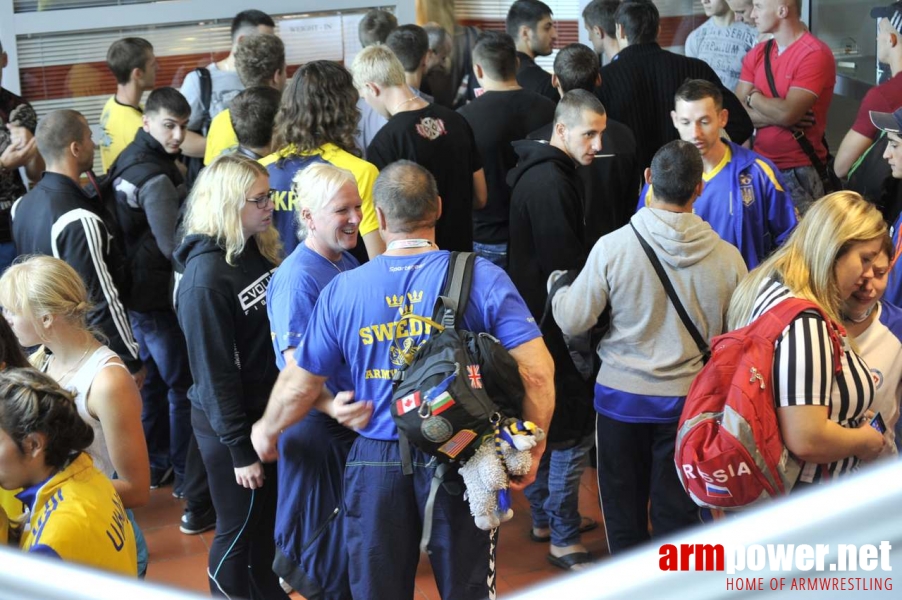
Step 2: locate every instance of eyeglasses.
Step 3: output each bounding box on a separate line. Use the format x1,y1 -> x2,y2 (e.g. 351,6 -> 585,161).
246,189 -> 276,209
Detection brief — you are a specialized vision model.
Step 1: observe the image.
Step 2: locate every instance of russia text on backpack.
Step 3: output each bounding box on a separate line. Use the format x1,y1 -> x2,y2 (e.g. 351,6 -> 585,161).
674,298 -> 843,509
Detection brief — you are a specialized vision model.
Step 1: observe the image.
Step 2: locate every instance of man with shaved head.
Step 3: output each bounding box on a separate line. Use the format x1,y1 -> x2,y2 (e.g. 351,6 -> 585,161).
737,0 -> 836,212
12,109 -> 141,376
506,89 -> 605,571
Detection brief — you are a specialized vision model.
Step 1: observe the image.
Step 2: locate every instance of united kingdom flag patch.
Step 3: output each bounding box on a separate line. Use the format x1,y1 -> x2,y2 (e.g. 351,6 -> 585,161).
467,364 -> 483,389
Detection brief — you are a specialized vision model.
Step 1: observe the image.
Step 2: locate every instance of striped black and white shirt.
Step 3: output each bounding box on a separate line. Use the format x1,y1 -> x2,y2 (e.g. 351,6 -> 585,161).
749,277 -> 874,482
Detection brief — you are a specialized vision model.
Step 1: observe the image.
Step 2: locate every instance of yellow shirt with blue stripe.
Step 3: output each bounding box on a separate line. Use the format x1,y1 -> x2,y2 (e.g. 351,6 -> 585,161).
16,452 -> 137,576
203,108 -> 239,165
638,141 -> 797,268
260,143 -> 380,255
99,96 -> 143,172
0,487 -> 25,522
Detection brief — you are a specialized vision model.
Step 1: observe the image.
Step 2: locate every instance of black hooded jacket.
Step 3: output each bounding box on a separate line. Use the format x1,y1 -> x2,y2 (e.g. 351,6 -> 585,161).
173,234 -> 278,468
113,128 -> 186,312
507,140 -> 594,446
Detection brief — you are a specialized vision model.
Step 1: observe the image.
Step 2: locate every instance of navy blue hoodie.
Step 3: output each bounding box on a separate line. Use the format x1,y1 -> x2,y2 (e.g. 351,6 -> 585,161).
173,233 -> 278,467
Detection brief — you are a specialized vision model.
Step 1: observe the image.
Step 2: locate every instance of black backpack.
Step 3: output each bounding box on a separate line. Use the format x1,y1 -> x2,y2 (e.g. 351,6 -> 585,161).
391,252 -> 524,467
180,67 -> 212,189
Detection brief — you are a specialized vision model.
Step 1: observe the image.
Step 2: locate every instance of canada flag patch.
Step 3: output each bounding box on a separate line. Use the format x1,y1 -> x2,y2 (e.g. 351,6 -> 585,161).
396,391 -> 422,415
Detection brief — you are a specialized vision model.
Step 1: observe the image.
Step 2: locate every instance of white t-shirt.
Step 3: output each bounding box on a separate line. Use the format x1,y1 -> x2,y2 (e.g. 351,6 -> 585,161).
685,19 -> 759,92
853,301 -> 902,458
42,345 -> 126,478
179,62 -> 244,132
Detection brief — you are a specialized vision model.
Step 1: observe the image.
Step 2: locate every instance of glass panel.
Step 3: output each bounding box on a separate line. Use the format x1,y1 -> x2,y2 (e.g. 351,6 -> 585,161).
812,0 -> 881,89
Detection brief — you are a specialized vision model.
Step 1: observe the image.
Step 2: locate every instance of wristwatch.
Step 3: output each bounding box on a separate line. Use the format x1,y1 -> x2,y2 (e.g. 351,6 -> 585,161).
745,91 -> 756,110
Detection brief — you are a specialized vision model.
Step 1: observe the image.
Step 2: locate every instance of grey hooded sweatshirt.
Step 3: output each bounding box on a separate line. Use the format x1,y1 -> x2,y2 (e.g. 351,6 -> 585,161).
552,207 -> 747,397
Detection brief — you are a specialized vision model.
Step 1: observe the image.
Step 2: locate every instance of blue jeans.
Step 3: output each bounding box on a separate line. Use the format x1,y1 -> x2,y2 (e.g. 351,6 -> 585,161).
780,165 -> 824,215
472,241 -> 508,270
130,309 -> 192,481
0,241 -> 16,273
524,432 -> 595,547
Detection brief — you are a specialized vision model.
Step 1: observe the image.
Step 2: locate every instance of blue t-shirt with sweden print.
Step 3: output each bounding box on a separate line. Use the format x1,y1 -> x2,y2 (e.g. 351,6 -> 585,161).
295,250 -> 540,441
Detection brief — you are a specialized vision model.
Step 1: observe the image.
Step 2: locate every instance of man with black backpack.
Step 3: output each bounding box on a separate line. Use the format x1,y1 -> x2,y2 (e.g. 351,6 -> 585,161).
251,161 -> 554,600
110,87 -> 193,495
178,10 -> 275,182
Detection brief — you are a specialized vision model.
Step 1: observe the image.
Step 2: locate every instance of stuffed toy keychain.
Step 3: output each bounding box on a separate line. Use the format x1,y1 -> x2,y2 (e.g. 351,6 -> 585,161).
458,418 -> 545,530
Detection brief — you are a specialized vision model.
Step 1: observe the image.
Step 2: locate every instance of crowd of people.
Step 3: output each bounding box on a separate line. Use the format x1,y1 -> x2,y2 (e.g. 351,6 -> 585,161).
0,0 -> 900,598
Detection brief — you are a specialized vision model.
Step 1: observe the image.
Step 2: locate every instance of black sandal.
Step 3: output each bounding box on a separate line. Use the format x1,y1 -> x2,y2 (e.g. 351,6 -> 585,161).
547,551 -> 593,571
530,516 -> 598,542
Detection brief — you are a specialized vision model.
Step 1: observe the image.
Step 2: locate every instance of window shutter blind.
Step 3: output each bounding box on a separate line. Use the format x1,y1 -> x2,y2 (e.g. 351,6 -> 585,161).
15,10 -> 378,172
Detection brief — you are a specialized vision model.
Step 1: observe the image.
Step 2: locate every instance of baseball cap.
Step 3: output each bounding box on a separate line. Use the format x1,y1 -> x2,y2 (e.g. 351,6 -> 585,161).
871,2 -> 902,33
870,107 -> 902,134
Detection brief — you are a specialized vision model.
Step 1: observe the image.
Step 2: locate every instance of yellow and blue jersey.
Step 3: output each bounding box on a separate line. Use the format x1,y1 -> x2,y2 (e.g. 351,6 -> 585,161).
638,141 -> 797,269
260,143 -> 379,255
203,108 -> 239,165
16,452 -> 137,576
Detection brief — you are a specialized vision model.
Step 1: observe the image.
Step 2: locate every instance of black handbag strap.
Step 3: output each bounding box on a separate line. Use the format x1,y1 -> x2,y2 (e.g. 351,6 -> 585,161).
762,40 -> 834,191
631,223 -> 709,360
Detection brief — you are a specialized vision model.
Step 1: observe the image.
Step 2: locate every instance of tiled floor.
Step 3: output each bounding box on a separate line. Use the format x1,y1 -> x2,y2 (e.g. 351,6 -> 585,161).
134,468 -> 608,598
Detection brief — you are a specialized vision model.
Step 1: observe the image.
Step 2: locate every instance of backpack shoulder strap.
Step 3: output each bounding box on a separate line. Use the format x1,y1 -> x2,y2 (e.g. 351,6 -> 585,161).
196,67 -> 213,134
435,251 -> 475,327
631,223 -> 709,359
752,297 -> 844,373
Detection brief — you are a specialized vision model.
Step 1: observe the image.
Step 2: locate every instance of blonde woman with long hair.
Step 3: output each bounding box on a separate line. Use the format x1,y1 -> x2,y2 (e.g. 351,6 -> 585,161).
727,192 -> 886,486
0,255 -> 150,573
173,153 -> 287,599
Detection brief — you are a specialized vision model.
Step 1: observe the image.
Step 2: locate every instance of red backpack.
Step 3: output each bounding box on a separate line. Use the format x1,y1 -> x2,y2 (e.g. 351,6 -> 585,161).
675,298 -> 844,509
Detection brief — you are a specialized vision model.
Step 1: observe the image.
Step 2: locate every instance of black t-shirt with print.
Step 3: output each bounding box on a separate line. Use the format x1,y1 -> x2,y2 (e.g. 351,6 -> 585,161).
458,89 -> 556,245
367,103 -> 482,252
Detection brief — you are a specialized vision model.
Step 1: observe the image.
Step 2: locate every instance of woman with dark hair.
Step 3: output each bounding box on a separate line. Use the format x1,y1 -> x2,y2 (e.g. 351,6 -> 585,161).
260,61 -> 384,260
0,317 -> 31,522
0,367 -> 138,575
174,153 -> 287,600
0,316 -> 28,370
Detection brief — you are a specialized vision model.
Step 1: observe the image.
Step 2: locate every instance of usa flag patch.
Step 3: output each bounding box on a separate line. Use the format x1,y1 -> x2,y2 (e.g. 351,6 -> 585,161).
438,429 -> 477,459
